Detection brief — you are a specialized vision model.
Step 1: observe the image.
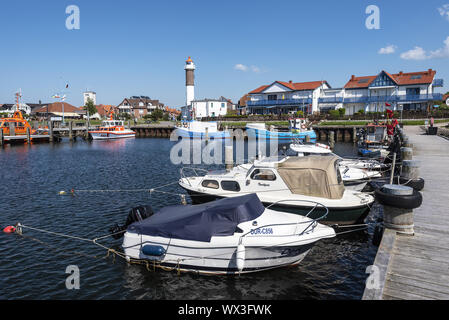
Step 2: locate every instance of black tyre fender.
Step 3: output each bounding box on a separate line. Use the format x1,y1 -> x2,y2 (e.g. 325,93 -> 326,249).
399,177 -> 425,191
374,188 -> 423,210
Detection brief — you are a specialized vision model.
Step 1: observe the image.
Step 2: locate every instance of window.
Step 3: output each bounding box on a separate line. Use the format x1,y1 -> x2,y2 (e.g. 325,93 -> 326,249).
221,181 -> 241,192
371,73 -> 395,87
250,169 -> 277,181
201,180 -> 219,189
410,75 -> 422,80
221,103 -> 225,108
358,79 -> 369,84
268,95 -> 277,101
406,88 -> 420,96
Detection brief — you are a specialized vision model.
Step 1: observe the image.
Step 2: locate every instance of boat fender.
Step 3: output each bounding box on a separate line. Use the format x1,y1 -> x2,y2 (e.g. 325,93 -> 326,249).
3,226 -> 16,234
374,188 -> 422,210
142,245 -> 166,256
399,177 -> 425,192
236,244 -> 245,272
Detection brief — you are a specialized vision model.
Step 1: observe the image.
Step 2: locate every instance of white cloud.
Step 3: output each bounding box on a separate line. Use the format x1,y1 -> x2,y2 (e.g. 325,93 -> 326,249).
438,4 -> 449,22
234,64 -> 248,71
378,45 -> 397,54
400,46 -> 428,60
234,63 -> 261,73
400,36 -> 449,60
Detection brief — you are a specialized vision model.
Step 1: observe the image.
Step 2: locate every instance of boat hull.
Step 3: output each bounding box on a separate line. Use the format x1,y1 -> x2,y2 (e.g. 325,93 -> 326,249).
183,189 -> 371,225
123,233 -> 315,275
90,132 -> 136,140
174,128 -> 230,139
246,128 -> 317,143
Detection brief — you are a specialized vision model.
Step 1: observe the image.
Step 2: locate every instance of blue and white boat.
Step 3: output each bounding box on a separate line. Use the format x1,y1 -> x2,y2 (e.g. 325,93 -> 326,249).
174,120 -> 230,139
245,118 -> 316,142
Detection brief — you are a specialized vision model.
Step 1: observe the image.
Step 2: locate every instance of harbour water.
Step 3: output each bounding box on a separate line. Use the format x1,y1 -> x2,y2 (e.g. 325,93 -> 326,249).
0,138 -> 380,299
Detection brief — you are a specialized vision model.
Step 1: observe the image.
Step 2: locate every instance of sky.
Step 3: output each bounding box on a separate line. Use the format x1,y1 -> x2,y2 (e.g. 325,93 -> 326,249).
0,0 -> 448,108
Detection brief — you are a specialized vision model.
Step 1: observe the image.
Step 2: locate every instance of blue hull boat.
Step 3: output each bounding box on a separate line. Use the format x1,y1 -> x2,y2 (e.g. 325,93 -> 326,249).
246,128 -> 317,142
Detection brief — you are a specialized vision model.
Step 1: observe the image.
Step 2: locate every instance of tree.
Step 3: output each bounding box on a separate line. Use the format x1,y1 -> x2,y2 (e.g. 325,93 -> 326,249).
83,98 -> 97,117
150,108 -> 164,121
338,108 -> 346,117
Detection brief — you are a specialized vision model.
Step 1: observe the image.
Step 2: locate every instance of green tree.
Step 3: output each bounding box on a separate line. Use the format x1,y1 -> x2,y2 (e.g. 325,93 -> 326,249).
295,110 -> 304,118
338,108 -> 346,117
84,98 -> 97,117
150,108 -> 164,121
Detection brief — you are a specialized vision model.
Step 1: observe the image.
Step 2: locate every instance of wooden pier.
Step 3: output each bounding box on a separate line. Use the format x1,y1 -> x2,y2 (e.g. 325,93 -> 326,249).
363,125 -> 449,300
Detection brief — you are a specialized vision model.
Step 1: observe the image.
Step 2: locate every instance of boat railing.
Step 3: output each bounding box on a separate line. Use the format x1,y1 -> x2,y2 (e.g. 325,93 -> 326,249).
244,199 -> 330,237
179,167 -> 209,187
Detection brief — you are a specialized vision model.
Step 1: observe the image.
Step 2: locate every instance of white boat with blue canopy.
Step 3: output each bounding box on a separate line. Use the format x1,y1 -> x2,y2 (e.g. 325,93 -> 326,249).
245,118 -> 317,142
174,120 -> 230,139
122,194 -> 335,275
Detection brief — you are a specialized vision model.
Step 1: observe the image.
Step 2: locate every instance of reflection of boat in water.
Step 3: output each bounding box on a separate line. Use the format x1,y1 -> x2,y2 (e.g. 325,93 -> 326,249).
179,156 -> 374,225
174,120 -> 230,139
122,194 -> 335,275
246,118 -> 316,142
89,119 -> 135,140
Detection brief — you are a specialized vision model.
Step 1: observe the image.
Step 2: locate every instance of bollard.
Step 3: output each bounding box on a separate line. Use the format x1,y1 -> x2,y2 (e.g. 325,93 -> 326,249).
328,131 -> 335,149
401,160 -> 420,180
400,147 -> 413,161
26,127 -> 31,144
205,127 -> 209,143
69,121 -> 74,141
48,121 -> 53,142
225,145 -> 233,171
0,128 -> 3,146
403,141 -> 413,148
375,184 -> 422,236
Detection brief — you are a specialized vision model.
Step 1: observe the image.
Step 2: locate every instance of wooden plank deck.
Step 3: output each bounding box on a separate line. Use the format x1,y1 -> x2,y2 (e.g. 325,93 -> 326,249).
378,126 -> 449,300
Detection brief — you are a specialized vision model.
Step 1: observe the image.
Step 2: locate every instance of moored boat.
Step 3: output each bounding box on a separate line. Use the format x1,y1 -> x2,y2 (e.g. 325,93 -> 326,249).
122,194 -> 335,275
174,120 -> 230,139
89,119 -> 135,140
179,156 -> 374,225
245,118 -> 316,142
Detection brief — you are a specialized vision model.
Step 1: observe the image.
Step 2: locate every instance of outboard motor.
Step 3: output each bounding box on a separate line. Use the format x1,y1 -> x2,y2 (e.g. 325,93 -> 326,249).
109,205 -> 154,239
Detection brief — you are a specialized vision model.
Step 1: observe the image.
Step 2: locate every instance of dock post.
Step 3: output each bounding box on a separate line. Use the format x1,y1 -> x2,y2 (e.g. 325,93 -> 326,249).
26,127 -> 31,144
401,147 -> 413,161
225,145 -> 233,171
376,185 -> 419,235
48,120 -> 54,143
0,128 -> 3,147
69,121 -> 74,141
9,123 -> 15,136
205,127 -> 209,143
85,118 -> 90,140
328,131 -> 335,149
352,128 -> 357,143
401,160 -> 420,181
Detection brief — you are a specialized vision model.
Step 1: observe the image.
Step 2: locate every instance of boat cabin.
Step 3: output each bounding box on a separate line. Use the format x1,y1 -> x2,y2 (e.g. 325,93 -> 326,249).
0,111 -> 35,136
289,118 -> 308,132
365,124 -> 387,144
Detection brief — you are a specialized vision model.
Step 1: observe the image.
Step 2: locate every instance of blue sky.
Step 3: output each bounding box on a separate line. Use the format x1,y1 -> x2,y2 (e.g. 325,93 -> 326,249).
0,0 -> 448,108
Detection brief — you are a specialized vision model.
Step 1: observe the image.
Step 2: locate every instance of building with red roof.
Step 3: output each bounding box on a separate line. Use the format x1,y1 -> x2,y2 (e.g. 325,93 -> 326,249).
245,69 -> 444,115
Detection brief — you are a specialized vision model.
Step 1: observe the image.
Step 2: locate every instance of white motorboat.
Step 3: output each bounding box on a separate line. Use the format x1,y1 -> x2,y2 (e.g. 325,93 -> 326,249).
122,194 -> 335,275
179,156 -> 374,225
89,119 -> 135,140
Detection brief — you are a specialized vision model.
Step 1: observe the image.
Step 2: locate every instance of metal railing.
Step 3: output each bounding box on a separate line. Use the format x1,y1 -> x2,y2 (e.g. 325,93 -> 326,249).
247,98 -> 312,107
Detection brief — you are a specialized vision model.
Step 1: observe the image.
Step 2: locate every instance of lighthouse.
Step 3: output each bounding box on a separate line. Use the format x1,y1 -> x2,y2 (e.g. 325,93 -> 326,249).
185,56 -> 195,107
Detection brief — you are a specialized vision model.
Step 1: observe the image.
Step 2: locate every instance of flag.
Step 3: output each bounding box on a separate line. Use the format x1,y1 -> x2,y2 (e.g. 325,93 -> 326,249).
52,94 -> 60,99
385,102 -> 391,107
61,95 -> 66,102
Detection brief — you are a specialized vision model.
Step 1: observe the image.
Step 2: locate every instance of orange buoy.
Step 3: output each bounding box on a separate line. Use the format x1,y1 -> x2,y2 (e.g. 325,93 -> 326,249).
3,226 -> 16,233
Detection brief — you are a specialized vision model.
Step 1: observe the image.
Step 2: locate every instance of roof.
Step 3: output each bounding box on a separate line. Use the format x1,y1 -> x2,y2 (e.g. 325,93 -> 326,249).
344,69 -> 436,89
96,105 -> 117,117
118,97 -> 164,109
165,106 -> 181,115
239,94 -> 250,107
33,102 -> 80,114
127,194 -> 264,242
249,81 -> 328,94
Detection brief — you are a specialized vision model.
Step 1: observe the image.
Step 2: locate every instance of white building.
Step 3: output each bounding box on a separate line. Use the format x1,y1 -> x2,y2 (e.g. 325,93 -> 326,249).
246,69 -> 444,116
247,80 -> 330,114
83,91 -> 97,105
189,98 -> 228,119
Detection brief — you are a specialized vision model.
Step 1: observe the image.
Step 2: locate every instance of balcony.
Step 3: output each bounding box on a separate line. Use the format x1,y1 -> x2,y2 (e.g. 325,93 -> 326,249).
247,98 -> 312,107
318,97 -> 344,103
433,79 -> 444,87
341,94 -> 443,104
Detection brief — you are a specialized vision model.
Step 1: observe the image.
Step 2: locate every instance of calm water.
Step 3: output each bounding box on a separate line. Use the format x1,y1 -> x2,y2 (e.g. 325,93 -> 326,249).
0,138 -> 380,300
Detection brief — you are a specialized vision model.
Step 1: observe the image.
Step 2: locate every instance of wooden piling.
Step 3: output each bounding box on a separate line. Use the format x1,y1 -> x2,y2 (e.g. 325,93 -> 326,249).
225,145 -> 233,171
69,121 -> 74,141
26,127 -> 31,144
48,121 -> 53,142
352,128 -> 357,143
0,128 -> 3,146
328,131 -> 335,149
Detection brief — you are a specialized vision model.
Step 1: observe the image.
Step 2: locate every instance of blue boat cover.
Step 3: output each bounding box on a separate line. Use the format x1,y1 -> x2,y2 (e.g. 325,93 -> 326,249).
127,194 -> 265,242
